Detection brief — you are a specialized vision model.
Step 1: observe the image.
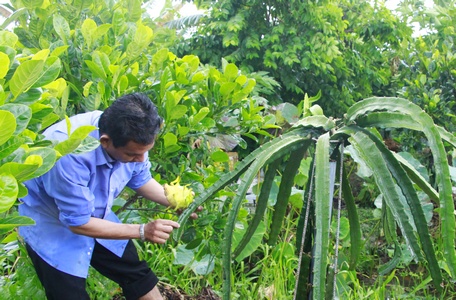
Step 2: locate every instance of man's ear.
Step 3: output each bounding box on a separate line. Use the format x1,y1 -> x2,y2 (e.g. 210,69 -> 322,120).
99,134 -> 111,149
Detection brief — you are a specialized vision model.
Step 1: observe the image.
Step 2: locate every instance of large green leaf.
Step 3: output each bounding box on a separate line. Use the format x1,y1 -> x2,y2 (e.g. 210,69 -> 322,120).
0,110 -> 16,145
27,147 -> 58,178
341,165 -> 361,270
347,130 -> 422,258
394,153 -> 439,203
126,24 -> 153,60
0,103 -> 32,134
14,88 -> 42,105
221,136 -> 309,298
53,14 -> 70,44
232,221 -> 266,262
0,52 -> 9,79
30,103 -> 54,121
81,18 -> 97,48
347,97 -> 456,277
9,59 -> 45,98
292,115 -> 336,131
268,145 -> 308,246
348,126 -> 443,290
232,158 -> 281,259
0,30 -> 18,46
54,125 -> 97,156
30,56 -> 61,88
0,215 -> 35,235
0,173 -> 18,213
72,136 -> 100,154
85,60 -> 107,80
0,136 -> 25,160
312,132 -> 331,300
0,160 -> 41,182
21,0 -> 44,9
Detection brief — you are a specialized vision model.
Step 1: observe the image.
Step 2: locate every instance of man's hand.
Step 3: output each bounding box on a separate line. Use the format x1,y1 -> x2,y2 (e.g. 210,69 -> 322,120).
144,219 -> 180,244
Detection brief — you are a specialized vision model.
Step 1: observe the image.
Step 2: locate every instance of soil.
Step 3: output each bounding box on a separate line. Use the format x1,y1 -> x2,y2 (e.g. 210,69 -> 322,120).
159,285 -> 221,300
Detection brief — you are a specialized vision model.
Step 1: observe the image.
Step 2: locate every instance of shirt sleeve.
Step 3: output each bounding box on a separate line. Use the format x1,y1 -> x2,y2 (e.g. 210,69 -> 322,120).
126,159 -> 152,190
41,154 -> 95,227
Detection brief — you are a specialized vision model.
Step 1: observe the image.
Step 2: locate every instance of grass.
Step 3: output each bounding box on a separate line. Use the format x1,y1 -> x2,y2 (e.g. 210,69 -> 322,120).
1,203 -> 456,299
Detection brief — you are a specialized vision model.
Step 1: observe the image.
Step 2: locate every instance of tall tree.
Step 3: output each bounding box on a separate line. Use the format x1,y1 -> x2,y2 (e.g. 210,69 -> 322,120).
175,0 -> 413,116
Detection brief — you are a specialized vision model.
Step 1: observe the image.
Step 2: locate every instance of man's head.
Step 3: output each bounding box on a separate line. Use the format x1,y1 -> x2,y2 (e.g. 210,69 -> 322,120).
98,93 -> 162,162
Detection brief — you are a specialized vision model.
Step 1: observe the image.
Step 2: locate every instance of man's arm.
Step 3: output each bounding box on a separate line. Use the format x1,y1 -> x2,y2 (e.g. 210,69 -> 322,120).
134,178 -> 171,207
70,217 -> 179,244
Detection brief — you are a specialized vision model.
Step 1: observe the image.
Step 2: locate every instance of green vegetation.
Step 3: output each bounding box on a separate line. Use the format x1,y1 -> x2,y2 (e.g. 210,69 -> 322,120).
1,0 -> 456,299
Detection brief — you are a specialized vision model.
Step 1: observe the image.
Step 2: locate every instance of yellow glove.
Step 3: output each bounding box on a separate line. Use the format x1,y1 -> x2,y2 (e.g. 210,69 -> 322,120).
164,177 -> 194,210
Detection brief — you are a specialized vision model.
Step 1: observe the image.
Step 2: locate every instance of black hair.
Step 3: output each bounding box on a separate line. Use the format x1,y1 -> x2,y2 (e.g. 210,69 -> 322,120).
98,93 -> 162,147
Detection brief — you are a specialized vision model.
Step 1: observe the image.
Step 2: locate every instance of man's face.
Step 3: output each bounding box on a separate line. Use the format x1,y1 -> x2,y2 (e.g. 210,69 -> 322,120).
100,135 -> 154,163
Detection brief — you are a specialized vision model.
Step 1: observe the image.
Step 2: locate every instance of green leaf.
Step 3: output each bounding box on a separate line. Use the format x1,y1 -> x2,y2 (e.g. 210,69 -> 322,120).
211,150 -> 229,162
22,0 -> 44,9
94,24 -> 112,42
54,125 -> 97,156
0,136 -> 25,160
268,145 -> 307,246
31,56 -> 61,88
0,110 -> 16,145
394,153 -> 439,203
347,97 -> 456,279
81,18 -> 97,48
313,132 -> 331,300
72,136 -> 100,154
27,148 -> 58,178
224,63 -> 238,80
277,102 -> 300,124
53,14 -> 70,44
232,221 -> 266,262
92,51 -> 110,77
341,166 -> 361,270
126,23 -> 153,60
0,161 -> 40,182
292,115 -> 336,131
14,88 -> 42,105
219,82 -> 237,97
9,60 -> 45,98
233,158 -> 282,260
0,52 -> 9,79
0,173 -> 18,213
347,130 -> 422,258
0,216 -> 35,235
355,127 -> 442,288
0,103 -> 31,135
189,107 -> 209,126
163,132 -> 178,149
169,105 -> 187,120
0,31 -> 18,47
30,103 -> 53,120
85,60 -> 107,80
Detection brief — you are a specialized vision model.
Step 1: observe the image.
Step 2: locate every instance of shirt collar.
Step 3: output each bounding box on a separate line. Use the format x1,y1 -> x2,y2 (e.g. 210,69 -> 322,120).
95,145 -> 116,168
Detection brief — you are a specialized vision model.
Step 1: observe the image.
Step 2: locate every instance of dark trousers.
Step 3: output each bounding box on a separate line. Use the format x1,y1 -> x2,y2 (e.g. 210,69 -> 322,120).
26,241 -> 158,300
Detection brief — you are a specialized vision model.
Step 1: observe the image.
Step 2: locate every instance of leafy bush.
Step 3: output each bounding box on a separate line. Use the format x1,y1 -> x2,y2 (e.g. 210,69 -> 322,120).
0,30 -> 96,236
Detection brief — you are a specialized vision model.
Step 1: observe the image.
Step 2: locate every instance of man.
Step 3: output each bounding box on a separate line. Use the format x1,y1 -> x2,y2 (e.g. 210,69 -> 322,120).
19,93 -> 189,299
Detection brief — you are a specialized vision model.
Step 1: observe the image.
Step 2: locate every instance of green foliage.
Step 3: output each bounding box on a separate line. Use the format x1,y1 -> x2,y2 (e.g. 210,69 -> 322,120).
133,51 -> 282,182
386,2 -> 456,161
0,30 -> 96,235
176,97 -> 455,299
4,0 -> 180,113
175,0 -> 412,115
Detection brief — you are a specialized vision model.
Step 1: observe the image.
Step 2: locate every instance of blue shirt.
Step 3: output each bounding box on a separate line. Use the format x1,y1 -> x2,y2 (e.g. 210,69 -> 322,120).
19,111 -> 152,278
